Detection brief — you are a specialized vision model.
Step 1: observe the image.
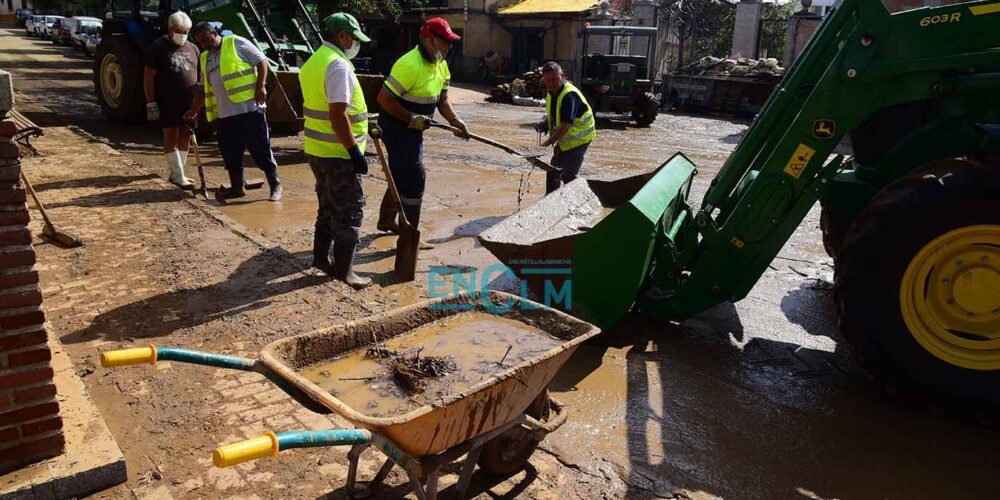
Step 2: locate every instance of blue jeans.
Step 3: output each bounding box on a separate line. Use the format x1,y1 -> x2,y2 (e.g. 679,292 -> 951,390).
216,109 -> 279,184
546,141 -> 590,193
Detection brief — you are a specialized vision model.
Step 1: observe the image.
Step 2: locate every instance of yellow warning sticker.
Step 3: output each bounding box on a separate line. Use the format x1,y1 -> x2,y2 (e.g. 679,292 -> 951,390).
970,3 -> 1000,15
731,237 -> 745,249
783,144 -> 815,179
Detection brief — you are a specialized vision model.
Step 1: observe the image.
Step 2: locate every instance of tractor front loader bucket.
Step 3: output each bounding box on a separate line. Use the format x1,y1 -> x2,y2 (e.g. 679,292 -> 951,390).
479,153 -> 697,329
265,70 -> 305,135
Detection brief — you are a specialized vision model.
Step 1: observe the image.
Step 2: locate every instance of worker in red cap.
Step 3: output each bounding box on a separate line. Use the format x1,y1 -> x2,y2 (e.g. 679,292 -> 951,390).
375,17 -> 469,248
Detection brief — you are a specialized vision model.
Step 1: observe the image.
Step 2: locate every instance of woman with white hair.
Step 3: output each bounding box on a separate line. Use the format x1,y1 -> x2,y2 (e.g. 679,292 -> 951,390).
143,10 -> 200,188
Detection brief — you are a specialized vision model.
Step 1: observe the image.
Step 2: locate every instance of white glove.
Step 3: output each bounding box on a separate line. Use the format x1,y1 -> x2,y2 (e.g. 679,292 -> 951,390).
408,114 -> 432,131
146,102 -> 160,122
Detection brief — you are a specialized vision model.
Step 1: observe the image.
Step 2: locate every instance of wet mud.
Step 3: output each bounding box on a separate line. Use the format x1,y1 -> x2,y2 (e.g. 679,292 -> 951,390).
301,312 -> 559,418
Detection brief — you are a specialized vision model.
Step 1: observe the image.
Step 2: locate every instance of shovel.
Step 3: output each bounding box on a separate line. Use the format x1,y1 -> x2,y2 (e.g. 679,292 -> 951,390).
428,121 -> 561,175
370,127 -> 419,281
183,123 -> 266,200
185,123 -> 208,199
20,170 -> 83,248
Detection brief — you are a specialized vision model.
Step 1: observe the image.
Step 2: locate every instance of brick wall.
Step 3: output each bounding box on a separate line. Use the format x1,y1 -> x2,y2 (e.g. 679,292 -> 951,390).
0,116 -> 65,475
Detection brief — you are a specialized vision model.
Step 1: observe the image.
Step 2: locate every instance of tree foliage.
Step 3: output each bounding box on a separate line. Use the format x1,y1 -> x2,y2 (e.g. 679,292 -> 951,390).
659,0 -> 737,70
308,0 -> 423,22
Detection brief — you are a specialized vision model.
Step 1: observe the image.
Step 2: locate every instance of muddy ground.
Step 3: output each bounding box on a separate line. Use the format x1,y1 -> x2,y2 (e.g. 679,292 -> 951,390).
3,26 -> 999,499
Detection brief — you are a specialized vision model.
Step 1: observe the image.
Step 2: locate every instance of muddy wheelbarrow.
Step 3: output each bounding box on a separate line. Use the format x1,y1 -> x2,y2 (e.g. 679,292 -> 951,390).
101,291 -> 599,499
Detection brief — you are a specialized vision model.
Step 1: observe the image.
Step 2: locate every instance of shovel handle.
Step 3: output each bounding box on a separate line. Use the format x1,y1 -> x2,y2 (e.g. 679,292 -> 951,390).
428,121 -> 561,174
369,127 -> 413,228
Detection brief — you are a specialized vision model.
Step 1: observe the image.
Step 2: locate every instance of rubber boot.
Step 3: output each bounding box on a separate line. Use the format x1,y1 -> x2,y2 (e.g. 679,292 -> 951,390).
216,169 -> 246,201
401,202 -> 435,250
264,168 -> 282,202
333,241 -> 371,290
166,151 -> 193,188
312,231 -> 335,275
177,149 -> 195,184
376,189 -> 398,233
545,171 -> 561,194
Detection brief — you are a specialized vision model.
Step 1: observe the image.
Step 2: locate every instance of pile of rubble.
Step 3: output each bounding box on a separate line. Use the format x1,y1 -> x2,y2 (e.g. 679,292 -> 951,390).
487,67 -> 548,103
675,56 -> 785,78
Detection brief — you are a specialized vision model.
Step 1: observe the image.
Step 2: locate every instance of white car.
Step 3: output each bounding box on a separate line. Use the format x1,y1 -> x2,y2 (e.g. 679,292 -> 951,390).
41,16 -> 63,40
29,15 -> 45,36
69,18 -> 102,48
25,15 -> 39,35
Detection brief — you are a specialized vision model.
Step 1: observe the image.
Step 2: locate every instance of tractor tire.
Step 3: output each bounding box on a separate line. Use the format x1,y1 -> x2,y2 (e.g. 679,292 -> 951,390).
819,205 -> 844,261
632,92 -> 659,128
834,158 -> 1000,410
94,35 -> 145,123
477,390 -> 549,476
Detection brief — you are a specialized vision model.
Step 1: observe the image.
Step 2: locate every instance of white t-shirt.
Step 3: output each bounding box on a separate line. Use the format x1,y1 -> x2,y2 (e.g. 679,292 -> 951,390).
204,35 -> 267,119
322,42 -> 354,104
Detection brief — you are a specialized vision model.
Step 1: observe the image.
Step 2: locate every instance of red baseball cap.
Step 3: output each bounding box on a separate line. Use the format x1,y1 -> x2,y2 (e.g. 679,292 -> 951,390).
421,17 -> 461,42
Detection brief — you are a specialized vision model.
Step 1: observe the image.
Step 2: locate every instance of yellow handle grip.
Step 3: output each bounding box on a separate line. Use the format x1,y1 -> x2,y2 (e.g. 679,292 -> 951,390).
100,345 -> 157,368
212,431 -> 279,468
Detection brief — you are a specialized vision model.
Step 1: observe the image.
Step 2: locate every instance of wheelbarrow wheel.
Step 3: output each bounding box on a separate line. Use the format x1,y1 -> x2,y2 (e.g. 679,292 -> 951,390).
477,390 -> 549,476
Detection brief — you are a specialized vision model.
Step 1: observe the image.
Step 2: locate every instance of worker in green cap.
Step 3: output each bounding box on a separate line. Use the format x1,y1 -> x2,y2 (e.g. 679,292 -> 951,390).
298,13 -> 372,289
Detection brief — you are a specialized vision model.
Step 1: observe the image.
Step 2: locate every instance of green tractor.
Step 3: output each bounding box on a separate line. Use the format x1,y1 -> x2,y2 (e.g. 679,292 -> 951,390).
482,0 -> 1000,410
578,25 -> 660,127
93,0 -> 321,133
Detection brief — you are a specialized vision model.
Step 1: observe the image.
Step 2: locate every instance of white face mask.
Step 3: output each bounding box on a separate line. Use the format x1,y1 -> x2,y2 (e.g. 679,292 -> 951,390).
434,50 -> 445,62
171,32 -> 187,46
344,39 -> 360,60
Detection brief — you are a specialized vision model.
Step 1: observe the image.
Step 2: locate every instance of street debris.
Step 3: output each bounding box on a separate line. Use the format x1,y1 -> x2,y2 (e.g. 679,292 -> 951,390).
675,56 -> 785,78
488,67 -> 548,103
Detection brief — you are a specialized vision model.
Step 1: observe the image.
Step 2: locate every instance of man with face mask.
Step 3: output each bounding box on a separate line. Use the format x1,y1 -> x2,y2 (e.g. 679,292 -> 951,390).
144,11 -> 199,188
298,13 -> 371,289
185,22 -> 282,202
374,17 -> 468,248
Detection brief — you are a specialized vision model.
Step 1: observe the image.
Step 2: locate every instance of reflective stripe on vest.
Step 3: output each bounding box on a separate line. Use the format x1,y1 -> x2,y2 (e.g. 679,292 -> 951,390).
385,46 -> 449,111
299,43 -> 369,159
545,82 -> 596,152
200,36 -> 257,122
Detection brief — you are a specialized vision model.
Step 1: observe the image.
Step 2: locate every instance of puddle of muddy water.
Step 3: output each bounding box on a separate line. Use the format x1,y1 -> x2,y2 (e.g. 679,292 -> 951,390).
301,311 -> 560,418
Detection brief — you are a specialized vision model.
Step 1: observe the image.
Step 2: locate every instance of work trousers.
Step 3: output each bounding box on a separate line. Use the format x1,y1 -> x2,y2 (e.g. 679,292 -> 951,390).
376,115 -> 425,226
308,155 -> 364,262
216,109 -> 279,183
546,141 -> 591,194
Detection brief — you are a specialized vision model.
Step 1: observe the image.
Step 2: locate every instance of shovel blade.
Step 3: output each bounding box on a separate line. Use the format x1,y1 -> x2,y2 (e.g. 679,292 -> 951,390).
394,224 -> 420,281
42,224 -> 83,248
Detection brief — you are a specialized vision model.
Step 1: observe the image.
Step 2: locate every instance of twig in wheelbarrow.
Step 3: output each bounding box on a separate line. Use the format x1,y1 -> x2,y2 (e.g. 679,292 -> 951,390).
364,346 -> 458,394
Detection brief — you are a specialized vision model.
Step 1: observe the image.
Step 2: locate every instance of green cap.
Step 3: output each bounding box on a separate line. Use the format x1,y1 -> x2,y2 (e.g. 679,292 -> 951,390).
323,13 -> 370,43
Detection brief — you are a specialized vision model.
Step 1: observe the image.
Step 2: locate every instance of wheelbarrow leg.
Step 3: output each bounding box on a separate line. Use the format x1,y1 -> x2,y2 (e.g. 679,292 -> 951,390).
369,458 -> 394,490
345,443 -> 369,499
454,446 -> 483,498
407,471 -> 430,500
425,471 -> 439,500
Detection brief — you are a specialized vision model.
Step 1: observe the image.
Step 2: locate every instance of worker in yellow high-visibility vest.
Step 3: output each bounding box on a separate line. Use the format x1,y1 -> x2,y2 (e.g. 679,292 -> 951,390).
374,17 -> 470,249
534,61 -> 596,193
186,21 -> 282,202
298,13 -> 372,289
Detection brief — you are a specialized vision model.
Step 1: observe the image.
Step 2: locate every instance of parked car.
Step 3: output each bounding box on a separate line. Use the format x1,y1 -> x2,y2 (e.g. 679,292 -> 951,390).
68,17 -> 102,49
25,15 -> 40,35
29,16 -> 45,36
82,26 -> 101,57
15,8 -> 34,28
53,18 -> 74,45
41,16 -> 63,40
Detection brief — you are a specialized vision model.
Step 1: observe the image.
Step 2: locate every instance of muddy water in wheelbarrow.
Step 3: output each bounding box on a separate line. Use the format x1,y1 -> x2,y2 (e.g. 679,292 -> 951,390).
261,291 -> 600,456
300,312 -> 562,418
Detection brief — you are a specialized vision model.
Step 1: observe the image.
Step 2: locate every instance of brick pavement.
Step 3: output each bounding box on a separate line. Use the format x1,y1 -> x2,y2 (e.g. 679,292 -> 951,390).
21,127 -> 615,499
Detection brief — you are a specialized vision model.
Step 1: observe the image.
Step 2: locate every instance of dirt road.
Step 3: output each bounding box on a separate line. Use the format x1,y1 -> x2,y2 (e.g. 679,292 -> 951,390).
3,26 -> 999,499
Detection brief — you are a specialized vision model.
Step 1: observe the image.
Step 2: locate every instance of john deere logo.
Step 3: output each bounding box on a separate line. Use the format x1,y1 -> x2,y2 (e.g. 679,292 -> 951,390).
812,119 -> 836,139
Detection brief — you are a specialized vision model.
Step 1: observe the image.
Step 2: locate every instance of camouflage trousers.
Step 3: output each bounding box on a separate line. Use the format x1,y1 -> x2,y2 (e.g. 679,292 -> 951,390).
308,155 -> 364,263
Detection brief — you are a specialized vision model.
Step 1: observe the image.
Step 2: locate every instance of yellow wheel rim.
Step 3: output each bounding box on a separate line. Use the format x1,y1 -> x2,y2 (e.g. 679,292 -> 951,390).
900,225 -> 1000,370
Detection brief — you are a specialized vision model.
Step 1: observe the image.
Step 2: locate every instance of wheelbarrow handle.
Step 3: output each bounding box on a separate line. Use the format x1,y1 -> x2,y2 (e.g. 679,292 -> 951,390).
213,429 -> 372,468
101,345 -> 256,370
